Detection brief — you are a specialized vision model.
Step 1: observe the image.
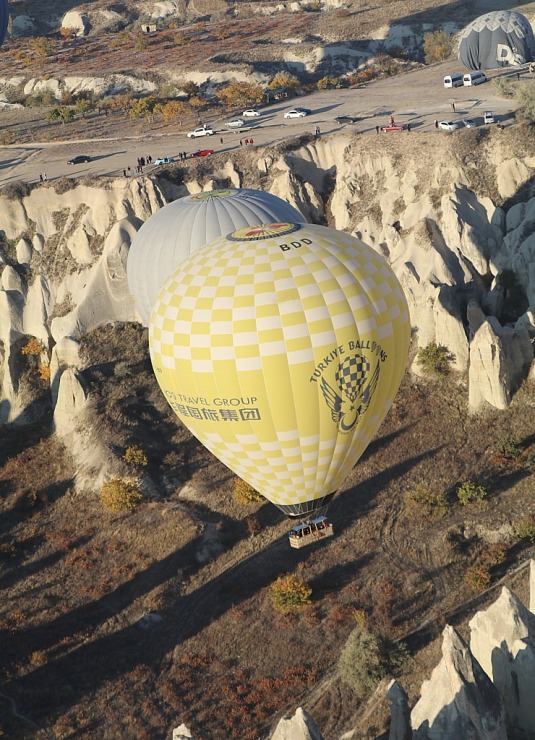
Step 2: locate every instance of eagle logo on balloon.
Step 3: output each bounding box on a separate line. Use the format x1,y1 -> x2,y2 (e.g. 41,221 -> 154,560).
320,354 -> 380,432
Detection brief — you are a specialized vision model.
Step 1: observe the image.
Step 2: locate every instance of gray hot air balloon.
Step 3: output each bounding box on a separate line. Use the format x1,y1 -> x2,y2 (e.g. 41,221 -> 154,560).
458,10 -> 535,70
127,188 -> 305,326
0,0 -> 8,48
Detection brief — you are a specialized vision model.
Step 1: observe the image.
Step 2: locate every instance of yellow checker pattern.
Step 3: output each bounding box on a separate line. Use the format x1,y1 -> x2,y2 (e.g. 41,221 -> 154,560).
150,223 -> 410,510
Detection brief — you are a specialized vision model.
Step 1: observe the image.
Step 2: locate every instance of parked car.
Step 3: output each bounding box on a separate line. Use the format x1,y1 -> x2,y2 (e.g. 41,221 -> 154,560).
334,115 -> 359,124
190,149 -> 214,158
242,109 -> 261,117
187,126 -> 214,138
225,119 -> 245,128
462,118 -> 477,128
154,156 -> 174,165
380,124 -> 404,132
67,155 -> 91,164
284,108 -> 309,118
483,111 -> 495,124
438,120 -> 461,131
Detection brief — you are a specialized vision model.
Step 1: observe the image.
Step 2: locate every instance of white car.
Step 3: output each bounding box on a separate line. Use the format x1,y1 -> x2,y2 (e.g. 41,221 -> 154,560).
284,109 -> 308,119
225,119 -> 245,128
438,120 -> 461,131
242,109 -> 261,117
187,126 -> 214,138
483,112 -> 495,124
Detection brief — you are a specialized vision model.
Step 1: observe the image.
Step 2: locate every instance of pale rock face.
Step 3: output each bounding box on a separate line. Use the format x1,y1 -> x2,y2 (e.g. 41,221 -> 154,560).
433,285 -> 469,371
469,587 -> 535,734
2,267 -> 24,294
11,16 -> 36,36
270,706 -> 323,740
152,1 -> 179,18
61,11 -> 90,37
53,368 -> 87,437
50,219 -> 139,342
16,238 -> 32,265
411,625 -> 507,740
50,338 -> 81,405
172,724 -> 193,739
468,317 -> 533,410
387,680 -> 411,740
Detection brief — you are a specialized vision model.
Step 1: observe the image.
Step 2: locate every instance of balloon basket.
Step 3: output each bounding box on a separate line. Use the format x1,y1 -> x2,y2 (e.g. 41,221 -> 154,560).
288,515 -> 334,549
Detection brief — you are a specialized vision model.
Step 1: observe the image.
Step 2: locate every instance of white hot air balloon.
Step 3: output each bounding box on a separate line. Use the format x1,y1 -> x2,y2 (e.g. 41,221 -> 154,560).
127,188 -> 305,325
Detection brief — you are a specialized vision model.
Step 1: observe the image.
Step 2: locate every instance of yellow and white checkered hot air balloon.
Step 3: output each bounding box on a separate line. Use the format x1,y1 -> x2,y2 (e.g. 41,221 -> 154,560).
149,222 -> 410,517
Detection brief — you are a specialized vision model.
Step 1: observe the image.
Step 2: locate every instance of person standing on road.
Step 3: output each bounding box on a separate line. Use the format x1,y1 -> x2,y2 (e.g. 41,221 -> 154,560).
390,114 -> 395,126
451,102 -> 456,112
43,173 -> 47,182
407,123 -> 411,132
376,125 -> 379,133
39,173 -> 43,182
434,119 -> 438,128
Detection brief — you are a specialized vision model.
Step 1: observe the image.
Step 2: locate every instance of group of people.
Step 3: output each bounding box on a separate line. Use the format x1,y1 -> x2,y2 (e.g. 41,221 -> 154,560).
38,173 -> 47,182
123,156 -> 152,176
239,138 -> 254,146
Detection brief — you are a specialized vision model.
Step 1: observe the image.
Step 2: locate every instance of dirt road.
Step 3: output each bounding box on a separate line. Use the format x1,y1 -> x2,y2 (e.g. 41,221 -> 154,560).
0,60 -> 525,186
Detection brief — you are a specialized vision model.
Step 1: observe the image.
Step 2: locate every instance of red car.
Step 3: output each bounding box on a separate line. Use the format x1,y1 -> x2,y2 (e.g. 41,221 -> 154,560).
380,124 -> 404,132
190,149 -> 214,158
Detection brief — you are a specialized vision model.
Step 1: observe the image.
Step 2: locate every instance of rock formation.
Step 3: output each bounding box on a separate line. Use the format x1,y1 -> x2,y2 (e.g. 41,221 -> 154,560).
469,587 -> 535,735
270,707 -> 323,740
387,680 -> 411,740
411,625 -> 507,739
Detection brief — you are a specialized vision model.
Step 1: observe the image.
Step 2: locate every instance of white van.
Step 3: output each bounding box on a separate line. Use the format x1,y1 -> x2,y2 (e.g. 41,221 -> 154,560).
444,73 -> 464,88
463,71 -> 487,86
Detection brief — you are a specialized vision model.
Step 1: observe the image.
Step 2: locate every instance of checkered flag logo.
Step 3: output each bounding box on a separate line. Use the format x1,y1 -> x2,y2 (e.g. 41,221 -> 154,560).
320,353 -> 381,433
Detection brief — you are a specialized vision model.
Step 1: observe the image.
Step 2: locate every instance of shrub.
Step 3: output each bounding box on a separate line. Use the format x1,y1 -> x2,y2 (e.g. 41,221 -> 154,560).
457,480 -> 487,506
234,478 -> 264,505
245,515 -> 261,537
405,484 -> 450,519
499,435 -> 521,460
417,342 -> 454,376
269,573 -> 312,613
0,180 -> 32,200
464,565 -> 491,592
101,478 -> 142,512
514,515 -> 535,543
22,338 -> 45,356
423,31 -> 455,63
481,542 -> 508,566
338,627 -> 408,698
123,445 -> 148,468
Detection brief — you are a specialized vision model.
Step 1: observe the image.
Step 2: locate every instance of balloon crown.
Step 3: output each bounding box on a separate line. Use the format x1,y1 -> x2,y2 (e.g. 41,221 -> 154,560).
228,222 -> 302,241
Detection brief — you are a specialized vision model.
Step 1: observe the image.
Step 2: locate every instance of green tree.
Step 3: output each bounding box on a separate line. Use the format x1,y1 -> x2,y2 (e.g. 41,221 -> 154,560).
317,76 -> 338,90
75,97 -> 93,118
417,342 -> 454,377
405,484 -> 450,519
129,97 -> 158,120
47,107 -> 75,125
338,627 -> 408,698
423,31 -> 455,63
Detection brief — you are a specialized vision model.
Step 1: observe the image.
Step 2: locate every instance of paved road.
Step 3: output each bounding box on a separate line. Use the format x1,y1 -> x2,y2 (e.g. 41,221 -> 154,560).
0,60 -> 525,186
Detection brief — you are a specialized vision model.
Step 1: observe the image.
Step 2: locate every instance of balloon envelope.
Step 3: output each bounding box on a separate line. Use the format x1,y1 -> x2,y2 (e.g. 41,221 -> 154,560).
458,10 -> 535,70
127,188 -> 304,325
149,222 -> 410,517
0,0 -> 8,48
